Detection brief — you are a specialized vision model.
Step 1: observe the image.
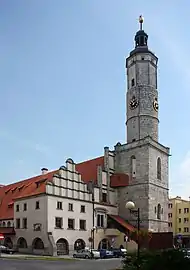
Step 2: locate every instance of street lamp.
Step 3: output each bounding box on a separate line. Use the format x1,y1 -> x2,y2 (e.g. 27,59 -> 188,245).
91,226 -> 96,249
126,201 -> 140,269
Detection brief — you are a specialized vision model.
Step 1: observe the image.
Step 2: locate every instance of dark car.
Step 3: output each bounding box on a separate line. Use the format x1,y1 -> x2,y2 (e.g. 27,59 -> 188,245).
0,245 -> 16,254
99,249 -> 113,259
111,248 -> 125,258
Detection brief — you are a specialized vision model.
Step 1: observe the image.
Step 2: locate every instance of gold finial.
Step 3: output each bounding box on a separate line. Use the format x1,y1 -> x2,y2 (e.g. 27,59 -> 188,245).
139,15 -> 144,30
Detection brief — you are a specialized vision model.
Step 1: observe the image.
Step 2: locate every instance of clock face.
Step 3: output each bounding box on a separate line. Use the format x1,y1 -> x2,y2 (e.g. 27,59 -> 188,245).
129,96 -> 139,110
153,98 -> 159,112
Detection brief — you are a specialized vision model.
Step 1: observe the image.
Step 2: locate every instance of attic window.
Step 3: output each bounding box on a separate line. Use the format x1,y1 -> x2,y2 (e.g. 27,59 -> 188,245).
8,202 -> 14,208
35,179 -> 46,188
18,185 -> 24,191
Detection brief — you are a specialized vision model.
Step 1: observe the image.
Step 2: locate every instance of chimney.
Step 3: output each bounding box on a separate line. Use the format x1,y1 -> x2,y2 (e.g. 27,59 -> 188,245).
41,168 -> 48,175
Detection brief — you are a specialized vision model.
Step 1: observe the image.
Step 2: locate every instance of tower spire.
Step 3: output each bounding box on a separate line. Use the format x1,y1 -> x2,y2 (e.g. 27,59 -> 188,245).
139,15 -> 144,31
134,15 -> 148,48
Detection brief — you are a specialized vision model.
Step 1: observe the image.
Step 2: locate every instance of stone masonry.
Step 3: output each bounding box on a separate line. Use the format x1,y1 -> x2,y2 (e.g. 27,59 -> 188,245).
115,19 -> 170,232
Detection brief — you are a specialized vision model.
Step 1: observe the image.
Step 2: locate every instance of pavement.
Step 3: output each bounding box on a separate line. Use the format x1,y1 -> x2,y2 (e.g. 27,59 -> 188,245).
0,256 -> 123,270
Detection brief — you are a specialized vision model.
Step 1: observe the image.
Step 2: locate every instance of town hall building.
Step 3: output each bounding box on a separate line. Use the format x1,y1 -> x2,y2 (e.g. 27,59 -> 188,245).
0,16 -> 170,255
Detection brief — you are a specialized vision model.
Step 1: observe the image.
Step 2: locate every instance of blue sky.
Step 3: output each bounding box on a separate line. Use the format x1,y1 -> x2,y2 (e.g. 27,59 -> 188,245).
0,1 -> 189,198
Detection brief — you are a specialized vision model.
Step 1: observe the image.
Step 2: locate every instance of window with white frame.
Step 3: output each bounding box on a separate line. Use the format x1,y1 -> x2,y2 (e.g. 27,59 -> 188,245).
97,214 -> 104,228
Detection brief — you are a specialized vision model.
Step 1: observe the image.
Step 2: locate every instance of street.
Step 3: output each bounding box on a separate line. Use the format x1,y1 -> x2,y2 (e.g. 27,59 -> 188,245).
0,258 -> 122,270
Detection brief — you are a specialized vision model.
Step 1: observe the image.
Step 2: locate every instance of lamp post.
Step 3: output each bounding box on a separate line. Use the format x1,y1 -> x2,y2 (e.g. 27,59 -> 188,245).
126,201 -> 140,269
91,226 -> 96,250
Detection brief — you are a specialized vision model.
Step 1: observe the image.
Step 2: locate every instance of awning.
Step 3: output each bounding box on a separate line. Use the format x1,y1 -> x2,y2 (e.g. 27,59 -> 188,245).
109,215 -> 135,232
0,227 -> 15,235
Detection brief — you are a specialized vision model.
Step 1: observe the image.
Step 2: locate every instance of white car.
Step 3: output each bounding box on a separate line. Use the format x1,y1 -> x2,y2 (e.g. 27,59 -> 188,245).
90,249 -> 100,259
85,247 -> 100,259
121,248 -> 127,256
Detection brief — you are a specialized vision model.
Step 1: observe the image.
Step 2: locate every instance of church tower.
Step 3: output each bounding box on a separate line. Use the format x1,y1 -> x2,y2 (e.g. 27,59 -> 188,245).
115,16 -> 170,232
126,15 -> 159,143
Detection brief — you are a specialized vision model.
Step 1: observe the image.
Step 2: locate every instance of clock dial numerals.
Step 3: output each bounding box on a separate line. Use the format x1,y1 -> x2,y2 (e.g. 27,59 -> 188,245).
129,96 -> 139,110
153,98 -> 159,112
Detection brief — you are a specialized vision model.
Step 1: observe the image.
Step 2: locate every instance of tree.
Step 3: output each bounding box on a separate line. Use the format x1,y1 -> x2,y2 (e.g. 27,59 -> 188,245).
123,249 -> 190,270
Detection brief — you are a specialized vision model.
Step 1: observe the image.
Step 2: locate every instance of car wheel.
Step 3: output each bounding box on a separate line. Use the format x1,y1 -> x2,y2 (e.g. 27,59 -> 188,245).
85,255 -> 89,259
73,254 -> 77,258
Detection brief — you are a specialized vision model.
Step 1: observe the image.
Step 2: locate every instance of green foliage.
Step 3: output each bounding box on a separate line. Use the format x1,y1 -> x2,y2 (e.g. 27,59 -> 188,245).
122,249 -> 190,270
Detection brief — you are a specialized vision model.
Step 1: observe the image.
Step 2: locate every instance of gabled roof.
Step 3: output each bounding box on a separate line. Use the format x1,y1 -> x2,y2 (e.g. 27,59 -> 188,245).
76,156 -> 129,187
76,156 -> 104,183
0,156 -> 104,220
0,155 -> 129,220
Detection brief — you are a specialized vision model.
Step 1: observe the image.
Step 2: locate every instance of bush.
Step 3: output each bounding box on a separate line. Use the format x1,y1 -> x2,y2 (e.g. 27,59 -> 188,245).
122,249 -> 190,270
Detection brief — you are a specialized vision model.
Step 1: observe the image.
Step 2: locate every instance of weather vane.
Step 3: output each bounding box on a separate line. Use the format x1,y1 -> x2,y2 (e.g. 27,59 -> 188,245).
139,15 -> 144,30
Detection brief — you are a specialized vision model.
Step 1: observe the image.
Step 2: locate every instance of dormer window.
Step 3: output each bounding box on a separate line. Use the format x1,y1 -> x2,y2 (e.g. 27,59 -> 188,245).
18,185 -> 24,191
11,187 -> 17,193
36,179 -> 46,188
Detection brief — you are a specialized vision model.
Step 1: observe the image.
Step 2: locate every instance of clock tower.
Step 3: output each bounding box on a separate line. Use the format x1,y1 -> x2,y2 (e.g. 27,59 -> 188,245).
126,16 -> 159,143
115,16 -> 170,232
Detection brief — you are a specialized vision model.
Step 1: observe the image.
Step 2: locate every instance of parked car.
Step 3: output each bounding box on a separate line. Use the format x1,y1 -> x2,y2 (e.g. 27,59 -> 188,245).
73,249 -> 92,259
180,248 -> 190,259
89,249 -> 100,259
111,248 -> 126,258
99,249 -> 114,259
0,245 -> 16,254
120,248 -> 127,257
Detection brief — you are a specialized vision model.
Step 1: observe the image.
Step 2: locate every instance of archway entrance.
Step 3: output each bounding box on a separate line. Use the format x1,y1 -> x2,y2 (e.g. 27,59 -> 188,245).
32,238 -> 44,250
17,237 -> 27,249
4,237 -> 13,249
74,239 -> 86,251
56,238 -> 69,255
98,238 -> 111,250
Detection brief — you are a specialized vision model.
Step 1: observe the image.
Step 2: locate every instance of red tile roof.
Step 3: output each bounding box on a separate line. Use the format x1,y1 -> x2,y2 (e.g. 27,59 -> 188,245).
0,171 -> 56,220
110,173 -> 129,187
0,156 -> 104,220
76,156 -> 104,183
109,215 -> 135,232
0,155 -> 125,221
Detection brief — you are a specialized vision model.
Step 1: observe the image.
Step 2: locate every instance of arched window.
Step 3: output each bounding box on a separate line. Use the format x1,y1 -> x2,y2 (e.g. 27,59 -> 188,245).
131,156 -> 136,178
157,157 -> 161,180
157,204 -> 161,219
